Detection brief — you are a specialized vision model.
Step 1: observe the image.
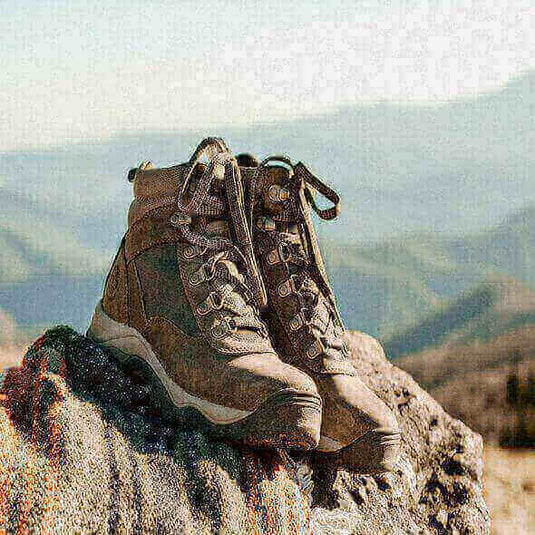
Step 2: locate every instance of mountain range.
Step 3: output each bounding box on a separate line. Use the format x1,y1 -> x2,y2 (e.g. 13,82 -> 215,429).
0,71 -> 532,343
383,275 -> 535,359
326,204 -> 535,339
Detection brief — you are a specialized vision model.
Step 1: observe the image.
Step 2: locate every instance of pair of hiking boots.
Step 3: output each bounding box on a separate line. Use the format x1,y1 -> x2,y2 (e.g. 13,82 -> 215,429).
88,138 -> 400,473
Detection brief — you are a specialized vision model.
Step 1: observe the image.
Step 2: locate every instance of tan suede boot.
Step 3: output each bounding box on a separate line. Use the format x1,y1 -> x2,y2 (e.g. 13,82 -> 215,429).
239,153 -> 401,472
87,138 -> 322,450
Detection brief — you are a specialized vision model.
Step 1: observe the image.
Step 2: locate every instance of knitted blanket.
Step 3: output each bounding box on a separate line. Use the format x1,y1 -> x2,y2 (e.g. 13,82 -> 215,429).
0,327 -> 312,534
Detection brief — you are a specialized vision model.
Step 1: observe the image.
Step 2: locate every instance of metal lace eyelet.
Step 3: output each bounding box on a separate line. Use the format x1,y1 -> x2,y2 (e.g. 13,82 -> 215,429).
266,250 -> 279,265
289,312 -> 304,332
278,274 -> 300,298
189,272 -> 203,286
268,185 -> 290,203
267,243 -> 292,266
211,318 -> 235,340
170,212 -> 192,227
189,266 -> 208,285
306,339 -> 325,359
189,264 -> 214,286
183,245 -> 196,259
211,322 -> 228,340
277,275 -> 298,298
277,280 -> 291,298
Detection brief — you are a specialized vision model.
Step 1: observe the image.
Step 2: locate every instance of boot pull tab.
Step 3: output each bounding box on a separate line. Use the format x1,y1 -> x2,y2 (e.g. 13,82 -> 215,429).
127,161 -> 154,182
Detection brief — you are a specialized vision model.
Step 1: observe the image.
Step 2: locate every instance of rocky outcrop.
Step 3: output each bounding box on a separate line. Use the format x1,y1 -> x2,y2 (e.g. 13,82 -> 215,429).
310,332 -> 490,534
0,327 -> 489,534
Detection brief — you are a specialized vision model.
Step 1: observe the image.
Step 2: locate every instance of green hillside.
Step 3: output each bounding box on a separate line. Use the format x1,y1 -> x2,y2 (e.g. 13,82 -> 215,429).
383,278 -> 535,359
444,206 -> 535,287
0,185 -> 111,281
324,205 -> 535,338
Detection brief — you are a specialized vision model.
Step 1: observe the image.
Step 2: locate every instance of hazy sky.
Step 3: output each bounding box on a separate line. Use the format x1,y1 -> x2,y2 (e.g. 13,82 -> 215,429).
1,0 -> 532,150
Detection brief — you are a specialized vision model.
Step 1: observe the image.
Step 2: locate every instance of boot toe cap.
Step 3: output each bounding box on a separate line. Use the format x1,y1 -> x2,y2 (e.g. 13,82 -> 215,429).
317,373 -> 402,472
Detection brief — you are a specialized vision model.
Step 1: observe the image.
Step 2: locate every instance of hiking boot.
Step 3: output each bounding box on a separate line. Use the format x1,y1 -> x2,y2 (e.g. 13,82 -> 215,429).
240,153 -> 401,472
87,138 -> 322,450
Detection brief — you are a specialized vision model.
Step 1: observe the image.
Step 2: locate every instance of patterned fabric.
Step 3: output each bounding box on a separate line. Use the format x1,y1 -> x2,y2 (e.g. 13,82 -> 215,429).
0,327 -> 312,534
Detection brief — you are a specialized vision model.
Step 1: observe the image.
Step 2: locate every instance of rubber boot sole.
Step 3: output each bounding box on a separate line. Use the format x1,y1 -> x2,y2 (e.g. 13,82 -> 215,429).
317,428 -> 401,474
87,304 -> 322,450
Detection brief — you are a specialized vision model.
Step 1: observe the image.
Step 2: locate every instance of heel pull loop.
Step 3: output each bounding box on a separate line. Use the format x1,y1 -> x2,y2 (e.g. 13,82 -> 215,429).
127,161 -> 154,183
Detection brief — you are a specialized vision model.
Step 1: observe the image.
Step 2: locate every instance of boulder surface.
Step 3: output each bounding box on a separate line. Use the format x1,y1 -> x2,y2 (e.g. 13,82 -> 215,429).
0,327 -> 490,534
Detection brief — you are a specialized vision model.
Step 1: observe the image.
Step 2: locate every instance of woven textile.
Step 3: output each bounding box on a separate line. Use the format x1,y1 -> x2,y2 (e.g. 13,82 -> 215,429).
0,327 -> 312,534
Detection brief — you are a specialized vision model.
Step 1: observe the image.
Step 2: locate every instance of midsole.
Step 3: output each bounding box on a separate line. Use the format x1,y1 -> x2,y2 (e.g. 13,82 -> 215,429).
318,434 -> 345,452
87,301 -> 252,425
318,429 -> 401,453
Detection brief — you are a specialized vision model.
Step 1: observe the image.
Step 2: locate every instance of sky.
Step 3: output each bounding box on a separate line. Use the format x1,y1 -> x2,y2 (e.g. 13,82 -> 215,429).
0,0 -> 533,151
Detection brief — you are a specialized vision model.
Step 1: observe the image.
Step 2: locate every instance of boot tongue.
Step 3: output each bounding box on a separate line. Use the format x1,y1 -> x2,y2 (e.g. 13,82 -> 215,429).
235,153 -> 259,167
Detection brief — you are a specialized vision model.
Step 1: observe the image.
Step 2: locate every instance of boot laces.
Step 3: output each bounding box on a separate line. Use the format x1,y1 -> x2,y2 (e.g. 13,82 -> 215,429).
170,138 -> 268,336
252,156 -> 347,355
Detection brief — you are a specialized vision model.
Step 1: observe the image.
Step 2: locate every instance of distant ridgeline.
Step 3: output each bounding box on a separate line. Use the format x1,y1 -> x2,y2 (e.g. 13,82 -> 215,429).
326,206 -> 535,347
0,206 -> 534,350
382,278 -> 535,359
1,70 -> 533,346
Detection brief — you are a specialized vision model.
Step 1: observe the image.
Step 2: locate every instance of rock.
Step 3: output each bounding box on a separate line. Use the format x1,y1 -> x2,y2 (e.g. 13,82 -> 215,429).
309,332 -> 490,533
0,327 -> 490,534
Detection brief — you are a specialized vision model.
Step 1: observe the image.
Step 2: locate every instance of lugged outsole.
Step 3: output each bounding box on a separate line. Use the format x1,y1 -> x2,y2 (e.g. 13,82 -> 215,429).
94,339 -> 322,451
317,428 -> 401,474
